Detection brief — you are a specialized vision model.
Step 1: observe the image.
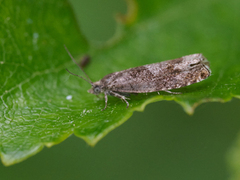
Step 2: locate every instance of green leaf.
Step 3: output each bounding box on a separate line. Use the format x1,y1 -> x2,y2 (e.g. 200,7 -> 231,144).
1,0 -> 240,166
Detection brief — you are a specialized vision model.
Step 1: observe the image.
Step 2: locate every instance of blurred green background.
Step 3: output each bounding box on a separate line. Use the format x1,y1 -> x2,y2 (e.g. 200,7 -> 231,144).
1,0 -> 240,179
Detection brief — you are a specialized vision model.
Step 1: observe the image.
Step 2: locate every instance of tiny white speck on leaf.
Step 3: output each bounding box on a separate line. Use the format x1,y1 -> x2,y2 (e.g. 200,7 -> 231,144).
32,32 -> 39,48
27,18 -> 33,24
33,32 -> 39,39
28,55 -> 32,61
66,95 -> 72,100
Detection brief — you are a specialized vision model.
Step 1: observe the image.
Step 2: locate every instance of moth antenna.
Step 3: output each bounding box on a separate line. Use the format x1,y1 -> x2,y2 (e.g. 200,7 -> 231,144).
64,45 -> 93,83
66,69 -> 92,85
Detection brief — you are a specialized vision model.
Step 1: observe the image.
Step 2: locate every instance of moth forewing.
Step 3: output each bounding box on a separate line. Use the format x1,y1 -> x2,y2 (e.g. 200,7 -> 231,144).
65,47 -> 211,111
98,53 -> 211,94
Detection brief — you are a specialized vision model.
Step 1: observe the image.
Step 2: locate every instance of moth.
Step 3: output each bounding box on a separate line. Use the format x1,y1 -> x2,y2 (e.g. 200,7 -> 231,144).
65,46 -> 211,111
79,55 -> 90,68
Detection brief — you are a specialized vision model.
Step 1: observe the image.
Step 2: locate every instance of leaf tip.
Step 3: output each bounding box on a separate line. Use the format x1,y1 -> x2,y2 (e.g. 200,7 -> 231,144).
1,144 -> 44,166
115,0 -> 138,25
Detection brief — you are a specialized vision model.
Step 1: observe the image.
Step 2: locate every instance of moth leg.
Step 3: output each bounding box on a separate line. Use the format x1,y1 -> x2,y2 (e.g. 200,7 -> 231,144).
110,91 -> 130,108
101,93 -> 108,111
96,94 -> 100,98
164,90 -> 181,94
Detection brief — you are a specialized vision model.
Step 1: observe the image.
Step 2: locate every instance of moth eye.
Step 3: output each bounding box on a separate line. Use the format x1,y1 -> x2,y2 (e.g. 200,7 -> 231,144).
94,86 -> 101,93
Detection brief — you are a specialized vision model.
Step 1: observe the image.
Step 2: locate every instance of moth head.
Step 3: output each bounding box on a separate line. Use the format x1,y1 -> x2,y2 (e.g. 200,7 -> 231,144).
88,84 -> 102,95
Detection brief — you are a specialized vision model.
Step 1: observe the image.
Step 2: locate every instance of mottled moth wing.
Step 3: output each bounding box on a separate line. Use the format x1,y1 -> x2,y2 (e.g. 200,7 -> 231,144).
100,54 -> 211,93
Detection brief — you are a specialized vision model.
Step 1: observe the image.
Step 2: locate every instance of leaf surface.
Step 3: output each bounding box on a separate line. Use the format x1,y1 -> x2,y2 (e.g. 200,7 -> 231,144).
1,0 -> 240,165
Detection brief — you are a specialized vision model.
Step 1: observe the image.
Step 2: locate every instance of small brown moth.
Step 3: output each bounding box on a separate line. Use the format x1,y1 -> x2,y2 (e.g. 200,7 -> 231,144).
65,46 -> 211,111
79,55 -> 90,68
